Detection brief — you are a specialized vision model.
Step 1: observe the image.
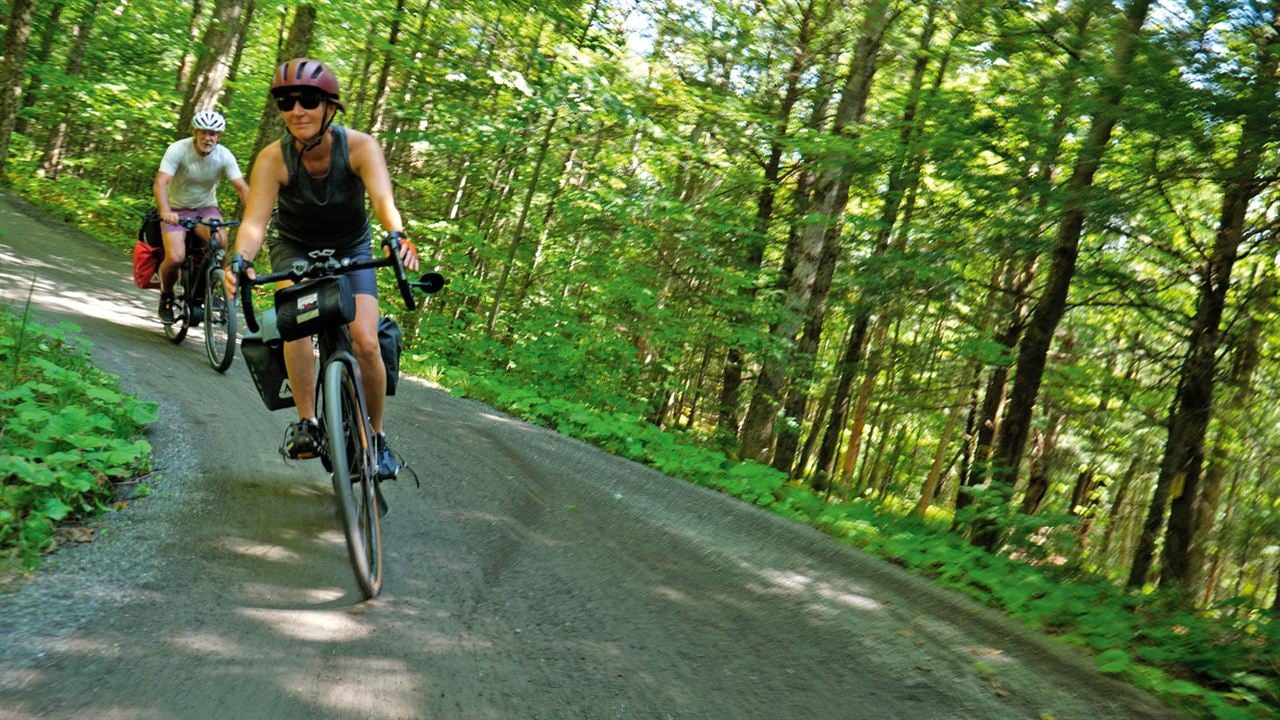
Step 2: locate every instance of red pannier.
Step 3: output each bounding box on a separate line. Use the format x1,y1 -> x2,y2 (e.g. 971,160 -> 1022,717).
132,210 -> 163,289
132,240 -> 162,289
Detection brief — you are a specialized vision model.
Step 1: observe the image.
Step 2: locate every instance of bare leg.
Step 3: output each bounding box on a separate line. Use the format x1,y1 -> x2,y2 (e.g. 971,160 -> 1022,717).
158,229 -> 186,294
349,294 -> 387,433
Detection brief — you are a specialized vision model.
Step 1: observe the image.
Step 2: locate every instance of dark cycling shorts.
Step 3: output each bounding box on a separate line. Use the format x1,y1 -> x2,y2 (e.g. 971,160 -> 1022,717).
268,242 -> 377,297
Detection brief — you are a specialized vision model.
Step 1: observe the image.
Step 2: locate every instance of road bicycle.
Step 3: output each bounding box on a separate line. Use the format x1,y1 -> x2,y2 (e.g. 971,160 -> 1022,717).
164,216 -> 242,372
233,235 -> 443,599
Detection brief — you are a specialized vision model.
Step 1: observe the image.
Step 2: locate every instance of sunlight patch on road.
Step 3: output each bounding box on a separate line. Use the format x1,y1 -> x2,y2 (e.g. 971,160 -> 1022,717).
651,585 -> 689,602
813,583 -> 883,611
751,567 -> 885,613
239,608 -> 373,642
220,536 -> 301,562
236,581 -> 346,605
51,635 -> 127,658
31,289 -> 154,330
0,262 -> 153,331
167,630 -> 245,658
0,667 -> 45,694
288,657 -> 428,719
317,528 -> 347,546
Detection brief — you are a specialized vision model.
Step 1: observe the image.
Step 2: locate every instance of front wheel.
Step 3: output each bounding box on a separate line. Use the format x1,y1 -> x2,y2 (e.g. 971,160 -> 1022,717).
322,357 -> 383,599
163,268 -> 190,344
203,261 -> 236,372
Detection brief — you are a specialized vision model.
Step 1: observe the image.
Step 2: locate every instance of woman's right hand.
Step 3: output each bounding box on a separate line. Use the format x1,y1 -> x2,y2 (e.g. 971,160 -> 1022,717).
223,253 -> 254,299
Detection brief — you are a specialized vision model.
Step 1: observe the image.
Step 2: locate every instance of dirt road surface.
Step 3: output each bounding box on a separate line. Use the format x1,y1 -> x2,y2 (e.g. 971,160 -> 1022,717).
0,192 -> 1181,719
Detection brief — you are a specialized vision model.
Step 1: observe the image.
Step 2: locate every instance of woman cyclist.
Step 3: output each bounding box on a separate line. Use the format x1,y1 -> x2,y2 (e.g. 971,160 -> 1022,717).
224,58 -> 419,480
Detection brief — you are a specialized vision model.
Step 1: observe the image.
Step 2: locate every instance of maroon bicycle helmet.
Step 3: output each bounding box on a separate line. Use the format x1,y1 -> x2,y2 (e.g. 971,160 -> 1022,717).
270,58 -> 343,109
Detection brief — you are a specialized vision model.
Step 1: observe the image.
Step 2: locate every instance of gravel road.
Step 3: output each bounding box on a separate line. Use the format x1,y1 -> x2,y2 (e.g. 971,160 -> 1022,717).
0,191 -> 1183,719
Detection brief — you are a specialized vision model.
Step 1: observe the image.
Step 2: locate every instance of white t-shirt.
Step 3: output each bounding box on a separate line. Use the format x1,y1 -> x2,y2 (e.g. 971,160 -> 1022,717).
158,138 -> 243,209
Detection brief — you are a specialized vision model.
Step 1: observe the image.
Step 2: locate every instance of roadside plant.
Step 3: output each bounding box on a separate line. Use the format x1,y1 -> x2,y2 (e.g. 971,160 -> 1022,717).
0,302 -> 156,571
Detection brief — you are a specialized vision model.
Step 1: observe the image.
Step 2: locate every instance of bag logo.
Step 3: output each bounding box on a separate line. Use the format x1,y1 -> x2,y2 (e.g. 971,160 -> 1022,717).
278,378 -> 292,399
296,293 -> 320,323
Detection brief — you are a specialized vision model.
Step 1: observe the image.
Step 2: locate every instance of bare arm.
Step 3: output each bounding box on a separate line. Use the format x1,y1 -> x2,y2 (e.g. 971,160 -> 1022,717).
231,176 -> 250,209
348,130 -> 419,272
223,144 -> 286,295
153,172 -> 177,225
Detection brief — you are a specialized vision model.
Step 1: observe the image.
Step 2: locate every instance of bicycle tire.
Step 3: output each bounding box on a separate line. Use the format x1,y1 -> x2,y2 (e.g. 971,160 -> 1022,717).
322,358 -> 383,598
203,262 -> 236,372
163,268 -> 190,344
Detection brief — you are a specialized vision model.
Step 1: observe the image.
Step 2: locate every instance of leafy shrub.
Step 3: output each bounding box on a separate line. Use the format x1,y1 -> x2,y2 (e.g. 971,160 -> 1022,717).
0,305 -> 156,570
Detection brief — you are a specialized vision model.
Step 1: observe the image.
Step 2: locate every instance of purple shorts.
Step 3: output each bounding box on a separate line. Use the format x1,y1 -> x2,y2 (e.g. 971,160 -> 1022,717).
162,206 -> 222,235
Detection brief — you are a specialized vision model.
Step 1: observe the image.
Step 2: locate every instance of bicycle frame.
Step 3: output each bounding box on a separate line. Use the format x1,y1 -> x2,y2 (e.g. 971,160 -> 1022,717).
234,236 -> 429,599
165,217 -> 241,372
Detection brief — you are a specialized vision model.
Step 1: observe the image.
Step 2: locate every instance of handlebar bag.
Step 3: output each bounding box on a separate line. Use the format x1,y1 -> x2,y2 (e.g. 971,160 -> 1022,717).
274,275 -> 355,342
131,239 -> 162,289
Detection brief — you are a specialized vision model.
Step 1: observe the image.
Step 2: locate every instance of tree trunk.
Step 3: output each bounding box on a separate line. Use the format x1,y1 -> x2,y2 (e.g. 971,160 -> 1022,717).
177,0 -> 247,137
219,0 -> 256,111
249,5 -> 315,170
1189,275 -> 1272,597
1019,403 -> 1064,515
485,110 -> 559,335
813,316 -> 870,488
958,257 -> 1036,514
738,0 -> 897,462
38,0 -> 100,179
915,398 -> 963,516
811,0 -> 945,484
1100,453 -> 1140,557
1155,140 -> 1270,592
0,0 -> 37,179
978,0 -> 1153,551
13,0 -> 62,136
718,0 -> 825,437
1130,24 -> 1277,589
772,220 -> 842,474
367,0 -> 407,133
176,0 -> 206,92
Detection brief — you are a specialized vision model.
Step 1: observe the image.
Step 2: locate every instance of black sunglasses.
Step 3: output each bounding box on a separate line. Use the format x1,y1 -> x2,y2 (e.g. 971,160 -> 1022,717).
275,93 -> 324,112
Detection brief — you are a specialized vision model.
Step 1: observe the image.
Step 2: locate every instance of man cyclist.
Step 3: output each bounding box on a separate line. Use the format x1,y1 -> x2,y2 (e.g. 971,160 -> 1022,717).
223,58 -> 419,481
154,109 -> 250,323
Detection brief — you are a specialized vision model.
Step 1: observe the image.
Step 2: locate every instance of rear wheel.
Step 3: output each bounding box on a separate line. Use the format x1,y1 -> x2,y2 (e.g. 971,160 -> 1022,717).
322,358 -> 382,599
203,261 -> 236,372
163,268 -> 190,344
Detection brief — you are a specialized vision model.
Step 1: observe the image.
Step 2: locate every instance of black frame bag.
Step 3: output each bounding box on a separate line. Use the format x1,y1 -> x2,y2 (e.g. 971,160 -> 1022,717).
274,275 -> 356,342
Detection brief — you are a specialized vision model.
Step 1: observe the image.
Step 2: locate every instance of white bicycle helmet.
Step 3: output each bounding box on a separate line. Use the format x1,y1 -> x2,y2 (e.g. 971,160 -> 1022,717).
192,110 -> 226,132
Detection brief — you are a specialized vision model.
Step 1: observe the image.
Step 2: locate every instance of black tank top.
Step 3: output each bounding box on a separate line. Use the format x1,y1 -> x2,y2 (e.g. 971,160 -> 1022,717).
276,126 -> 370,251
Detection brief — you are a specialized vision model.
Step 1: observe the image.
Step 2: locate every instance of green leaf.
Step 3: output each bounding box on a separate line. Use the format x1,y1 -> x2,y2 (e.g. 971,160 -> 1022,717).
1095,648 -> 1132,674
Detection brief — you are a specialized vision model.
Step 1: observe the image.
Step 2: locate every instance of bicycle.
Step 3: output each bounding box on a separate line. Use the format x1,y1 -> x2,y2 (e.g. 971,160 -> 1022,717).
164,216 -> 242,373
232,234 -> 444,599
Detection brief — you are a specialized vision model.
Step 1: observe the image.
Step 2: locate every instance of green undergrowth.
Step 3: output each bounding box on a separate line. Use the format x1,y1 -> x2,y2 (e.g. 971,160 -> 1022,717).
420,363 -> 1277,720
0,301 -> 157,574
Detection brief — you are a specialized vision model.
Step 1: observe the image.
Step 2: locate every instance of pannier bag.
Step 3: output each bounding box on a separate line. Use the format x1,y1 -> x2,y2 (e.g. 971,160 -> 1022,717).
378,316 -> 403,396
274,275 -> 355,342
132,240 -> 162,289
139,208 -> 163,248
241,308 -> 295,411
